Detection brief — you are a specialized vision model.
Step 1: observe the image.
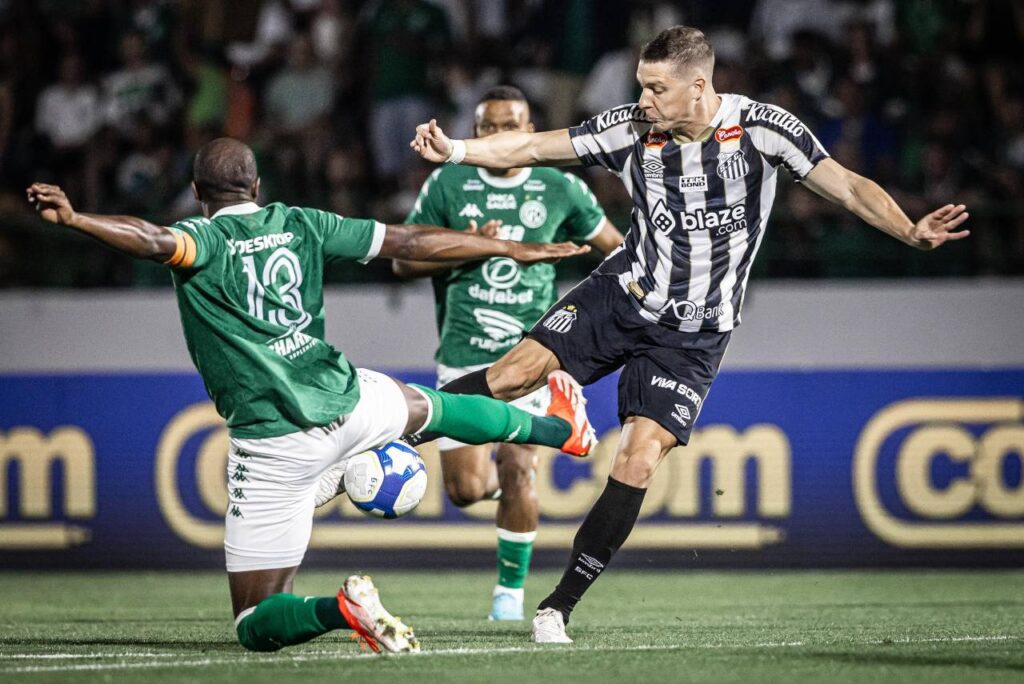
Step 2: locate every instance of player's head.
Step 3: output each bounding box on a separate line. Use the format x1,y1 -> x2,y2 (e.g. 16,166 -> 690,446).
474,86 -> 534,138
191,138 -> 260,214
636,26 -> 716,132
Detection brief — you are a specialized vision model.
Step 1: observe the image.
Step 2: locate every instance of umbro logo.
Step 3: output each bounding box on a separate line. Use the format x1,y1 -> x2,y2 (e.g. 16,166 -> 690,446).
459,203 -> 484,218
672,404 -> 691,425
642,158 -> 664,180
578,554 -> 605,571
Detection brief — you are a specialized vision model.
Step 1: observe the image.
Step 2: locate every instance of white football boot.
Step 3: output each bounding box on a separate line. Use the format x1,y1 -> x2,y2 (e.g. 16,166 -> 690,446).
338,575 -> 420,653
315,460 -> 346,508
531,607 -> 573,644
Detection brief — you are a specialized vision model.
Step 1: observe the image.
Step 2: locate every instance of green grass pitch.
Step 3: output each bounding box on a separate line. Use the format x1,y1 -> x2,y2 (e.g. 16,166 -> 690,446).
1,570 -> 1022,683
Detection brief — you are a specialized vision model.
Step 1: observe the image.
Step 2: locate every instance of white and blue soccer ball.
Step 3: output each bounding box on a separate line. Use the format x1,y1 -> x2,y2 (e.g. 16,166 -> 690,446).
344,440 -> 427,519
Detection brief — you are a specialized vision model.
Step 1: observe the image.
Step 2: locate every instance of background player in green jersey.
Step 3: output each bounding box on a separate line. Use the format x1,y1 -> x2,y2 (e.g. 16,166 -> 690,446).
393,87 -> 623,621
25,138 -> 597,655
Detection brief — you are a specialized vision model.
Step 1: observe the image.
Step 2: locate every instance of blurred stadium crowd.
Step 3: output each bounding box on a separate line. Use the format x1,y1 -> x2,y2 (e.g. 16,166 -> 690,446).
0,0 -> 1021,286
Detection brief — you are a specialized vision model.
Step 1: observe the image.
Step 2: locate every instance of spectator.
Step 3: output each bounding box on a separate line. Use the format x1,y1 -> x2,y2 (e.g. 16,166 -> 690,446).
102,31 -> 182,135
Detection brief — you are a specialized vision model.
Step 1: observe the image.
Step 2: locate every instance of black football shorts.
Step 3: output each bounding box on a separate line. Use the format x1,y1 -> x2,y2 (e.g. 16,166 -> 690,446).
527,273 -> 731,445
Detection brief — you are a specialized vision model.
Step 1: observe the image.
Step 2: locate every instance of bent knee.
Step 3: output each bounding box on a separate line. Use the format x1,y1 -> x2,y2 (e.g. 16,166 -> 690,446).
444,475 -> 489,507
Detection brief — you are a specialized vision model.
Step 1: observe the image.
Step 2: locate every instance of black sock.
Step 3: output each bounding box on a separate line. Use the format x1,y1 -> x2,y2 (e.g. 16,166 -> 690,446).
314,597 -> 348,630
406,368 -> 495,445
538,477 -> 646,624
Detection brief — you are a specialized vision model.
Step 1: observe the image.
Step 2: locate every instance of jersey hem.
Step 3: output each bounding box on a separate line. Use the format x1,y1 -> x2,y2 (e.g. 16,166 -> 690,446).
359,221 -> 387,263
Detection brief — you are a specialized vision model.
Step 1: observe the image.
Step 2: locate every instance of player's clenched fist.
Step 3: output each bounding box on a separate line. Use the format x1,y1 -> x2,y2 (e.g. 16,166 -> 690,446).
410,119 -> 453,163
509,241 -> 590,264
26,182 -> 76,225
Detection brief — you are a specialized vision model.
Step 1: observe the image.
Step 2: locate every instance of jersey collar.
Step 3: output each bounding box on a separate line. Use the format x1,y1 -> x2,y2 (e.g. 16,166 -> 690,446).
211,202 -> 262,219
477,167 -> 532,188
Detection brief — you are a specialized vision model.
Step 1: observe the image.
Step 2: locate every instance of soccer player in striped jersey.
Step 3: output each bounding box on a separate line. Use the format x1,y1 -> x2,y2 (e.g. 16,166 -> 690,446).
411,26 -> 970,643
25,138 -> 596,654
394,86 -> 623,621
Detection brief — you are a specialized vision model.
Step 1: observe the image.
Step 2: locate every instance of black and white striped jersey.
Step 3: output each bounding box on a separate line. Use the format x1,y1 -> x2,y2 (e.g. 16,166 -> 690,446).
568,94 -> 829,332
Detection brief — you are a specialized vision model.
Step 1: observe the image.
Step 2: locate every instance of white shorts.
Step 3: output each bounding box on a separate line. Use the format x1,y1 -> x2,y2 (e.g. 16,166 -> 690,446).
434,363 -> 550,452
224,368 -> 411,572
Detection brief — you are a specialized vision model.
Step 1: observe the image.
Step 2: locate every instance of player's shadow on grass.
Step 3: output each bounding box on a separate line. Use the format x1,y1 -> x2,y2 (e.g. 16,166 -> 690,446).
795,650 -> 1024,673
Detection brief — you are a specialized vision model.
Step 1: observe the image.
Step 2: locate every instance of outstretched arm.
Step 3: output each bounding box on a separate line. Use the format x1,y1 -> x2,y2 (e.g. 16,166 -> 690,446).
410,119 -> 578,169
379,223 -> 589,265
392,219 -> 502,278
803,159 -> 970,250
27,182 -> 178,262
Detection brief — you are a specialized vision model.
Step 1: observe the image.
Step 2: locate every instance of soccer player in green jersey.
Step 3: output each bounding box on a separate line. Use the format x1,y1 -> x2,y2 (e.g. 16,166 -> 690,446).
24,137 -> 598,655
392,86 -> 624,621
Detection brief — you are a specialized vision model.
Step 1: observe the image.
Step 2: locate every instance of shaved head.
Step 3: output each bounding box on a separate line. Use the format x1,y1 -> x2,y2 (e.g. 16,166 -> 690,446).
193,138 -> 258,201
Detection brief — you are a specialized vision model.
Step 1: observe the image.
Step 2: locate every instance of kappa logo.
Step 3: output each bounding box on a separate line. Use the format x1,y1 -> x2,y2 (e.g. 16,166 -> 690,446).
519,199 -> 547,228
672,404 -> 692,425
645,131 -> 669,148
642,158 -> 665,180
715,125 -> 744,143
716,150 -> 750,180
679,174 -> 708,192
543,304 -> 578,333
459,203 -> 483,218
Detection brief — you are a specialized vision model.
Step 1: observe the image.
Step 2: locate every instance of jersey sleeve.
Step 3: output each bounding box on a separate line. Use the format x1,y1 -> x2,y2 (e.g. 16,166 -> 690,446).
165,217 -> 218,270
743,103 -> 830,180
560,172 -> 606,242
568,104 -> 645,174
405,168 -> 448,226
318,210 -> 386,264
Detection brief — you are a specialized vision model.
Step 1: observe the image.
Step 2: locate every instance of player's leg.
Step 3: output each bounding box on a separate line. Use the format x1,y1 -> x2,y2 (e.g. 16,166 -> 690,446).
490,442 -> 540,620
226,411 -> 417,653
441,444 -> 500,506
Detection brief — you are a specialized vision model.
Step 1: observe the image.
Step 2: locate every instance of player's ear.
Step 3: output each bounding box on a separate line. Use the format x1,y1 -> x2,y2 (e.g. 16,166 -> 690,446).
191,181 -> 201,202
252,177 -> 261,201
693,77 -> 706,99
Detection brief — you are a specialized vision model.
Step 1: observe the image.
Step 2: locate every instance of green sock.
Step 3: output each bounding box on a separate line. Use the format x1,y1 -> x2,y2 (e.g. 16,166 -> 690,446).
496,528 -> 536,589
235,593 -> 348,652
413,386 -> 570,448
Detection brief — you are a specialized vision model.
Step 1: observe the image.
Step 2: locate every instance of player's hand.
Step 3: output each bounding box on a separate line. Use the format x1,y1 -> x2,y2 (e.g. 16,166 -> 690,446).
509,241 -> 590,264
26,183 -> 76,225
410,119 -> 453,163
466,219 -> 502,238
909,203 -> 970,250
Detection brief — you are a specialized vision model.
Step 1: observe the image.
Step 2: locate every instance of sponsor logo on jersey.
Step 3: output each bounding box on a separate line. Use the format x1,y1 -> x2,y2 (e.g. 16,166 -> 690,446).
486,193 -> 517,210
651,375 -> 704,412
650,199 -> 675,232
642,158 -> 665,179
523,179 -> 547,191
267,328 -> 317,360
672,404 -> 692,425
716,150 -> 750,180
542,304 -> 578,333
467,284 -> 534,305
658,299 -> 725,323
680,205 -> 747,234
472,308 -> 524,342
519,200 -> 547,229
458,203 -> 484,218
679,174 -> 708,192
746,103 -> 806,137
463,179 -> 485,191
645,131 -> 669,148
482,257 -> 521,289
227,232 -> 295,256
593,104 -> 645,132
714,125 -> 744,143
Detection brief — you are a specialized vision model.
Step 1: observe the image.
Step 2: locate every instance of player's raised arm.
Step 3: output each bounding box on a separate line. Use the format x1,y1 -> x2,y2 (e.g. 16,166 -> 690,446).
26,182 -> 179,262
410,119 -> 578,169
379,223 -> 589,265
802,159 -> 970,251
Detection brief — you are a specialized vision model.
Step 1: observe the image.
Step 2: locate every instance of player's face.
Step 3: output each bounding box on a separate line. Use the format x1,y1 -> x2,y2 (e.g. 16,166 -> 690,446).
474,100 -> 533,138
636,60 -> 706,132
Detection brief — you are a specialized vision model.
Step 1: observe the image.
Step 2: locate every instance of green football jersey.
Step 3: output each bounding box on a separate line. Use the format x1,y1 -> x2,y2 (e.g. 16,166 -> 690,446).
168,202 -> 384,439
406,166 -> 605,367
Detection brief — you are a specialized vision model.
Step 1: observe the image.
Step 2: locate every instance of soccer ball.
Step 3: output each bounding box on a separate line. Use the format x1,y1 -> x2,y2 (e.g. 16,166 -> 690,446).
344,440 -> 427,519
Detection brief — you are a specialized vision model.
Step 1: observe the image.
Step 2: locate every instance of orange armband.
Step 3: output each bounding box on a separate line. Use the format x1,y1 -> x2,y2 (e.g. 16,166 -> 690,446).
164,228 -> 198,268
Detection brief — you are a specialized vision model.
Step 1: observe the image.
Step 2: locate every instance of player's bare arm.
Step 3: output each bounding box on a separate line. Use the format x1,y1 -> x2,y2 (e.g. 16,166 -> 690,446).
392,219 -> 502,278
26,182 -> 178,261
410,119 -> 578,168
803,159 -> 971,251
587,219 -> 625,254
379,222 -> 589,264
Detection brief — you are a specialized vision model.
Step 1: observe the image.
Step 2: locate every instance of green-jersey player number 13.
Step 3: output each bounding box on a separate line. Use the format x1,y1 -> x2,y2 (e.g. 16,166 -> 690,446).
240,248 -> 312,331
